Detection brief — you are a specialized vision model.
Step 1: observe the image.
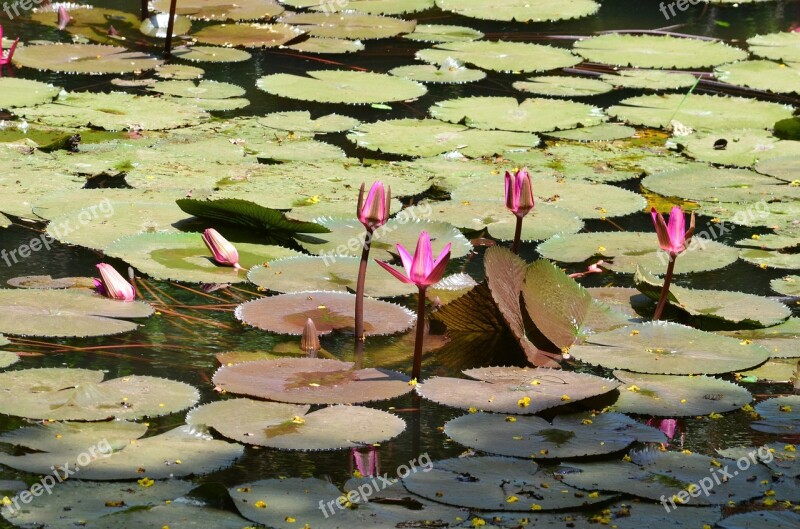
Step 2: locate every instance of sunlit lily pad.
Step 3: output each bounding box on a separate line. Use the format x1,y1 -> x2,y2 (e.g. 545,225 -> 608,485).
166,95 -> 250,111
739,248 -> 800,270
574,34 -> 748,68
417,366 -> 619,414
152,0 -> 284,20
286,37 -> 365,54
435,0 -> 599,22
283,0 -> 434,14
755,155 -> 800,182
212,358 -> 412,404
14,43 -> 163,74
0,78 -> 60,109
737,357 -> 800,383
403,23 -> 483,43
0,351 -> 17,369
716,60 -> 800,94
600,69 -> 698,90
258,111 -> 359,133
513,76 -> 613,97
172,45 -> 252,62
772,275 -> 800,296
445,411 -> 665,459
679,130 -> 800,167
611,370 -> 753,416
0,289 -> 152,338
544,123 -> 637,142
416,40 -> 581,73
279,12 -> 416,40
0,367 -> 198,420
747,31 -> 800,63
389,63 -> 486,84
722,318 -> 800,358
192,22 -> 303,47
150,79 -> 245,99
751,395 -> 800,434
570,322 -> 770,374
187,398 -> 405,449
156,63 -> 205,79
256,70 -> 427,104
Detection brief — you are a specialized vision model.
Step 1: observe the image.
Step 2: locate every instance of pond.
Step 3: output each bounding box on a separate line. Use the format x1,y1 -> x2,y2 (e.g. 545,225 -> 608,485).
0,0 -> 798,527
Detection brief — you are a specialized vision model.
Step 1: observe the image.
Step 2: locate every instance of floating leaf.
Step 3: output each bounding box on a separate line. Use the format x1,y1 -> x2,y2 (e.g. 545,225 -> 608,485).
739,248 -> 800,270
403,23 -> 483,43
14,43 -> 163,75
716,60 -> 800,94
283,0 -> 434,15
678,130 -> 800,167
513,76 -> 612,97
151,0 -> 284,20
416,40 -> 580,73
718,511 -> 800,529
755,155 -> 800,182
172,45 -> 252,62
256,70 -> 427,104
156,63 -> 205,79
258,111 -> 359,133
435,0 -> 599,22
772,275 -> 800,296
191,22 -> 303,47
0,78 -> 60,109
737,357 -> 800,383
279,12 -> 416,40
389,63 -> 486,84
747,31 -> 800,64
600,69 -> 698,90
544,123 -> 638,142
752,395 -> 800,434
150,79 -> 245,99
83,501 -> 254,529
286,37 -> 365,54
0,351 -> 17,369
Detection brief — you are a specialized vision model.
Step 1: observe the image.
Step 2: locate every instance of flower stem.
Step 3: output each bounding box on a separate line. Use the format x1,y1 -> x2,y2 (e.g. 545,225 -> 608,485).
511,216 -> 523,254
653,256 -> 676,320
354,228 -> 373,344
412,287 -> 427,381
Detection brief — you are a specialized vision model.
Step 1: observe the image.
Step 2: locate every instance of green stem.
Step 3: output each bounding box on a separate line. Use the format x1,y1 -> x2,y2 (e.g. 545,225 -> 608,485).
354,228 -> 374,345
511,216 -> 523,254
653,256 -> 676,320
412,287 -> 427,381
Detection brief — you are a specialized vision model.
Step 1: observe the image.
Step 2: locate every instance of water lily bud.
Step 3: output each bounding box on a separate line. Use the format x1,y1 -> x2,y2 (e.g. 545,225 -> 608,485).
94,263 -> 136,301
201,228 -> 242,270
300,318 -> 320,354
357,181 -> 391,231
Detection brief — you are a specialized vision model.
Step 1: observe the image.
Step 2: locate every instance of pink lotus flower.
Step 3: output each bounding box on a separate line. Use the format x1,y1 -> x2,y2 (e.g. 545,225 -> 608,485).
94,263 -> 135,301
201,228 -> 242,270
650,206 -> 695,258
505,168 -> 535,218
57,5 -> 72,30
376,231 -> 450,289
357,181 -> 391,231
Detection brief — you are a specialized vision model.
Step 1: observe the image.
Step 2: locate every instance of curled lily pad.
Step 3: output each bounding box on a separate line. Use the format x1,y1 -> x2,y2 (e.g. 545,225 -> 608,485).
192,22 -> 303,47
751,395 -> 800,434
258,111 -> 359,133
14,43 -> 163,75
611,370 -> 752,416
403,23 -> 483,43
417,367 -> 619,414
256,70 -> 427,104
187,398 -> 405,450
416,40 -> 581,73
513,76 -> 612,97
0,368 -> 199,420
172,45 -> 252,62
212,358 -> 412,404
600,69 -> 698,90
151,0 -> 284,20
436,0 -> 599,22
747,31 -> 800,63
279,12 -> 416,40
0,289 -> 152,338
0,78 -> 60,109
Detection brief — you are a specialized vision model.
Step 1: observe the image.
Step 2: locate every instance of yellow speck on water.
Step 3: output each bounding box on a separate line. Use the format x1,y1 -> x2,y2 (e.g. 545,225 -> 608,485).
710,459 -> 721,467
55,434 -> 62,439
764,498 -> 777,506
751,234 -> 760,240
709,412 -> 723,420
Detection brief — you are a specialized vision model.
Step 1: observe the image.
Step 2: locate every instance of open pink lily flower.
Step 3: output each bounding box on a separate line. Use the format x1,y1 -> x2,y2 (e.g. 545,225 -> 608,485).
201,228 -> 242,270
94,263 -> 135,301
505,168 -> 535,218
376,231 -> 451,289
357,181 -> 391,231
650,206 -> 695,258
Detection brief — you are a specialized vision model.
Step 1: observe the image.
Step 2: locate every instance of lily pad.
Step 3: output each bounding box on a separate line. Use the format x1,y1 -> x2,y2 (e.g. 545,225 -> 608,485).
718,511 -> 800,529
283,0 -> 434,15
0,78 -> 60,109
715,60 -> 800,94
416,40 -> 581,73
611,370 -> 753,416
256,70 -> 427,104
755,155 -> 800,182
600,69 -> 698,90
156,63 -> 205,79
187,398 -> 405,449
751,395 -> 800,434
278,12 -> 416,40
721,318 -> 800,358
150,80 -> 245,99
286,37 -> 365,54
389,63 -> 486,84
435,0 -> 600,22
544,123 -> 637,142
212,358 -> 413,404
739,248 -> 800,270
771,275 -> 800,296
172,45 -> 252,62
166,95 -> 250,112
151,0 -> 284,20
0,351 -> 17,369
139,13 -> 192,38
14,43 -> 163,75
737,357 -> 800,383
679,130 -> 800,167
747,31 -> 800,64
84,501 -> 254,529
258,111 -> 359,133
403,24 -> 483,43
513,76 -> 613,97
192,22 -> 303,47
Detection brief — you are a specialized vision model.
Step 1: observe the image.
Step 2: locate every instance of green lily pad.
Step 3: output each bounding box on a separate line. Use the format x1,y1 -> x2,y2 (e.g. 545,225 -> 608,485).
389,63 -> 486,84
716,60 -> 800,94
772,275 -> 800,296
286,37 -> 365,54
278,12 -> 416,40
165,95 -> 250,112
737,357 -> 800,383
600,69 -> 698,90
139,13 -> 193,38
151,0 -> 284,20
283,0 -> 434,15
256,70 -> 427,104
574,34 -> 748,69
403,24 -> 483,43
0,351 -> 17,369
155,64 -> 205,79
84,502 -> 254,529
253,137 -> 346,162
416,40 -> 581,73
258,111 -> 359,133
739,248 -> 800,270
679,130 -> 800,167
0,78 -> 60,109
755,155 -> 800,182
570,322 -> 770,374
721,318 -> 800,359
513,76 -> 613,97
544,123 -> 638,142
747,31 -> 800,64
14,43 -> 164,75
435,0 -> 600,22
187,398 -> 405,449
611,370 -> 753,416
150,79 -> 245,99
212,358 -> 413,404
172,45 -> 252,62
736,231 -> 800,251
751,395 -> 800,434
191,22 -> 304,47
0,289 -> 153,338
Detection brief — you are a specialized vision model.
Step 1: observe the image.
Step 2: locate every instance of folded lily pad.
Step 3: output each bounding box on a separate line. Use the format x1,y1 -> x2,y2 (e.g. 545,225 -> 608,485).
256,70 -> 427,104
747,31 -> 800,63
600,69 -> 698,90
435,0 -> 599,22
279,12 -> 416,40
716,60 -> 800,94
751,395 -> 800,434
416,40 -> 581,73
258,111 -> 359,133
187,398 -> 405,449
611,370 -> 752,416
191,22 -> 303,47
403,23 -> 483,43
0,78 -> 60,109
14,43 -> 164,74
513,76 -> 613,97
151,0 -> 284,20
172,45 -> 252,62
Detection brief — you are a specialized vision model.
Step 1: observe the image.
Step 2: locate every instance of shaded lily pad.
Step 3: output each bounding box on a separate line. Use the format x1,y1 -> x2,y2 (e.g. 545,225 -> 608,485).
569,322 -> 770,374
258,111 -> 359,133
417,366 -> 619,414
600,69 -> 698,90
403,23 -> 483,43
156,63 -> 205,79
212,358 -> 413,404
14,43 -> 163,75
256,70 -> 427,104
389,63 -> 486,84
611,370 -> 753,416
152,0 -> 284,20
751,395 -> 800,434
718,511 -> 800,529
150,80 -> 245,99
737,357 -> 800,383
772,275 -> 800,296
0,78 -> 60,109
513,76 -> 613,97
279,12 -> 416,40
0,289 -> 152,338
139,13 -> 192,38
747,31 -> 800,64
172,45 -> 252,62
191,22 -> 303,47
716,60 -> 800,94
435,0 -> 599,22
187,398 -> 405,450
416,40 -> 581,73
85,501 -> 254,529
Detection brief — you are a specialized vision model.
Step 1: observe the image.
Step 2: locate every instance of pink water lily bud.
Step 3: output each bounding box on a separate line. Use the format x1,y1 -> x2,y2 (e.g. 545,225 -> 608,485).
57,5 -> 72,30
505,168 -> 535,218
650,206 -> 696,257
568,260 -> 606,279
357,181 -> 391,231
376,231 -> 451,289
94,263 -> 136,301
201,228 -> 242,270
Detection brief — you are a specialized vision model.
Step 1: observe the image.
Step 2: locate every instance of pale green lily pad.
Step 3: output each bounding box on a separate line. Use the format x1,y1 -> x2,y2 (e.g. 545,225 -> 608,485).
772,275 -> 800,296
0,424 -> 243,480
445,411 -> 665,459
105,232 -> 299,284
751,395 -> 800,434
155,63 -> 205,79
0,78 -> 60,109
191,22 -> 304,47
695,199 -> 797,230
347,118 -> 539,157
286,197 -> 404,222
166,95 -> 250,112
402,456 -> 613,511
737,357 -> 800,383
574,34 -> 748,68
33,189 -> 197,221
187,398 -> 405,450
718,511 -> 800,529
297,217 -> 472,261
537,231 -> 739,274
0,351 -> 18,369
0,151 -> 86,217
748,31 -> 800,64
755,155 -> 800,182
286,37 -> 365,54
416,40 -> 581,73
152,0 -> 284,20
403,23 -> 483,43
559,450 -> 772,504
15,91 -> 209,131
737,231 -> 800,250
0,420 -> 148,452
248,256 -> 416,297
0,289 -> 152,338
285,0 -> 434,14
417,367 -> 619,415
608,93 -> 794,131
435,0 -> 599,22
13,43 -> 164,74
679,130 -> 800,167
513,76 -> 613,97
430,96 -> 607,133
258,111 -> 359,133
256,70 -> 427,104
716,60 -> 800,94
254,137 -> 346,162
171,45 -> 252,62
150,80 -> 245,99
85,501 -> 253,529
570,321 -> 770,374
740,248 -> 800,270
0,368 -> 198,420
389,63 -> 486,84
600,69 -> 698,90
611,370 -> 753,416
544,123 -> 637,142
721,318 -> 800,358
279,12 -> 415,40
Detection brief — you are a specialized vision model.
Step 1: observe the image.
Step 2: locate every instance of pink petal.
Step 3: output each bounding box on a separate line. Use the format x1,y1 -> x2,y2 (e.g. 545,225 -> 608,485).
650,208 -> 672,253
667,206 -> 686,251
410,231 -> 433,284
425,244 -> 451,286
375,259 -> 414,284
504,171 -> 514,211
396,243 -> 414,275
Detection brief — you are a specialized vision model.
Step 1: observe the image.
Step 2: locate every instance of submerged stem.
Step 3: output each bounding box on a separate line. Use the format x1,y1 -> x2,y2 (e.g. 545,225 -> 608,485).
653,256 -> 677,320
511,216 -> 523,254
412,287 -> 427,381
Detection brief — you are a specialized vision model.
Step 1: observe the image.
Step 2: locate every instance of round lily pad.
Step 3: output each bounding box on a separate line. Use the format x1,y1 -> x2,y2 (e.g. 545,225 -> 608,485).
0,289 -> 152,338
755,155 -> 800,182
570,322 -> 771,375
416,40 -> 581,73
721,318 -> 800,359
285,0 -> 434,15
416,366 -> 619,414
278,12 -> 416,40
679,130 -> 800,167
156,64 -> 205,79
286,37 -> 365,54
172,45 -> 252,62
258,111 -> 359,133
513,76 -> 613,97
256,70 -> 427,104
0,78 -> 60,109
430,96 -> 607,133
611,370 -> 753,416
739,248 -> 800,270
772,275 -> 800,296
435,0 -> 600,22
600,69 -> 698,90
574,34 -> 748,69
212,358 -> 413,404
747,31 -> 800,63
716,60 -> 800,94
152,0 -> 284,20
389,63 -> 486,84
403,24 -> 483,43
191,22 -> 304,47
751,395 -> 800,434
14,43 -> 163,74
544,123 -> 637,142
187,398 -> 405,449
150,79 -> 245,99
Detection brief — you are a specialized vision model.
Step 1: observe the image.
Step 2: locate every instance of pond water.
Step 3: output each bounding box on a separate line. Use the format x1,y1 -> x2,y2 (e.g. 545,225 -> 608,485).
0,0 -> 798,527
